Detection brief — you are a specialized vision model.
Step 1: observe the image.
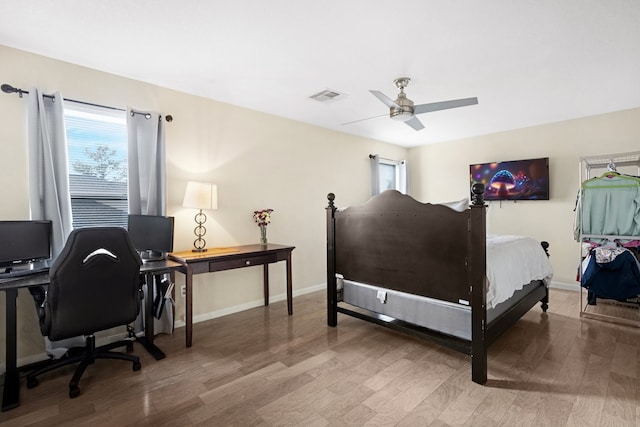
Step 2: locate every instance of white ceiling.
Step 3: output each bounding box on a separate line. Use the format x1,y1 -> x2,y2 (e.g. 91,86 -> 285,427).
2,1 -> 640,147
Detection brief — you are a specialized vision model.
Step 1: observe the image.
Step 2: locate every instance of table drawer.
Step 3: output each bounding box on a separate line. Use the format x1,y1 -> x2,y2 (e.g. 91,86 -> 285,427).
209,253 -> 278,272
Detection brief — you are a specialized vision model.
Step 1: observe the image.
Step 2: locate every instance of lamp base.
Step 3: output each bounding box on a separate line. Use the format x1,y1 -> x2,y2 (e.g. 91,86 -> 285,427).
192,209 -> 208,253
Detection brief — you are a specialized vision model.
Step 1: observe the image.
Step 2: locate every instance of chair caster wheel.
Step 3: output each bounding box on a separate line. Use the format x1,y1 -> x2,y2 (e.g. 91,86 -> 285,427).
26,377 -> 39,389
69,386 -> 80,398
133,361 -> 141,371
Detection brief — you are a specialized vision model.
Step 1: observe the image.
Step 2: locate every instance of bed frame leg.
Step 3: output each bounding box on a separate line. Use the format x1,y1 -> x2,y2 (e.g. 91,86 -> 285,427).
327,285 -> 337,326
541,287 -> 549,312
472,352 -> 487,385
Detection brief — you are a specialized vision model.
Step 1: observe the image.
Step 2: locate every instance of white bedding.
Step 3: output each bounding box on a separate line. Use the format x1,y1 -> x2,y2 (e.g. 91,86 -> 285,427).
486,235 -> 553,308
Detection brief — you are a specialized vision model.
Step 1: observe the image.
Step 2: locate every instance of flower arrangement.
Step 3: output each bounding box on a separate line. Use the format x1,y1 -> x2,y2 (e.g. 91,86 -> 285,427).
253,209 -> 273,226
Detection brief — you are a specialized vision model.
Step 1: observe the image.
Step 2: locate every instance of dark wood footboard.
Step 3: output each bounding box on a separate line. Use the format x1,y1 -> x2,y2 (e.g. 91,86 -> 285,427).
326,185 -> 549,385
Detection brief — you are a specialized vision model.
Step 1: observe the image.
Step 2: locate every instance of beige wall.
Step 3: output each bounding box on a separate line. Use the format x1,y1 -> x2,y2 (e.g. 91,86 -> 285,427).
3,42 -> 640,364
409,108 -> 640,287
0,45 -> 407,362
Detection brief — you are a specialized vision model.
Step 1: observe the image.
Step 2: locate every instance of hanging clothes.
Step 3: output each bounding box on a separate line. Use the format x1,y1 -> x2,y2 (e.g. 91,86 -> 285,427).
576,172 -> 640,240
581,246 -> 640,303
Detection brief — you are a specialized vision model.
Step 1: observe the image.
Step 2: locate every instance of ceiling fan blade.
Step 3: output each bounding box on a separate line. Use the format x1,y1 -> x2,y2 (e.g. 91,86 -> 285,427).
413,97 -> 478,115
341,113 -> 389,126
404,116 -> 425,131
370,90 -> 400,108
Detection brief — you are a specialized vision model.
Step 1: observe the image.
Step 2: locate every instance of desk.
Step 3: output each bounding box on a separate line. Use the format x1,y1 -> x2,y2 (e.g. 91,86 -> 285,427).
0,260 -> 179,412
169,243 -> 295,348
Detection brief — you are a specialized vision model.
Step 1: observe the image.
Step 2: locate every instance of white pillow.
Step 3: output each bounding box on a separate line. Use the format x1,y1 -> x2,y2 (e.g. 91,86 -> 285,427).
441,197 -> 469,212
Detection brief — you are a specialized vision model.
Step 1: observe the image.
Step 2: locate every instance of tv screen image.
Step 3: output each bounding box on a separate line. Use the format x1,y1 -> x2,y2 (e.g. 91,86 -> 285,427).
469,157 -> 550,201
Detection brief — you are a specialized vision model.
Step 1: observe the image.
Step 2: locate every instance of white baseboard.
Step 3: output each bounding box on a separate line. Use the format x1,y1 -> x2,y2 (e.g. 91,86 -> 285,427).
176,282 -> 325,328
549,281 -> 580,292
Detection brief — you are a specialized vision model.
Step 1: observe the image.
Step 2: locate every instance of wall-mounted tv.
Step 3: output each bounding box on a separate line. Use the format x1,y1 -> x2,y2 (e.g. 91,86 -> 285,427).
469,157 -> 550,201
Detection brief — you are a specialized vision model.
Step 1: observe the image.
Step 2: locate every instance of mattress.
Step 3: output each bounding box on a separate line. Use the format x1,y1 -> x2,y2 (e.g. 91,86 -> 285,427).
485,235 -> 553,308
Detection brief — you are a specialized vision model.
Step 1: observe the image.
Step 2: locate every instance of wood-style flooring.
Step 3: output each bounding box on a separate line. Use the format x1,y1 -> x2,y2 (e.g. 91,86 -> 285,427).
1,288 -> 639,426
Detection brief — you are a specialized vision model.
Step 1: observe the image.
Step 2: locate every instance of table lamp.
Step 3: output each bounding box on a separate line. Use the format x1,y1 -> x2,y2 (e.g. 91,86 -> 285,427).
182,181 -> 218,252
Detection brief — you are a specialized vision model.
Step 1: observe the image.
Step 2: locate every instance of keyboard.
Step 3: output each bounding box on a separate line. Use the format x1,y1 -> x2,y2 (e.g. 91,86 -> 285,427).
0,266 -> 49,279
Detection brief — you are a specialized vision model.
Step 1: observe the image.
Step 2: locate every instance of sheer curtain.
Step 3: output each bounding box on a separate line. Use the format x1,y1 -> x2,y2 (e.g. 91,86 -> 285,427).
127,109 -> 166,215
370,154 -> 381,197
27,88 -> 73,259
27,88 -> 78,358
127,108 -> 172,335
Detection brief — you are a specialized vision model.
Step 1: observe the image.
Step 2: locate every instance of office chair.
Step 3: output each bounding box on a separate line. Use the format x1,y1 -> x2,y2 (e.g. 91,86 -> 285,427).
26,227 -> 143,398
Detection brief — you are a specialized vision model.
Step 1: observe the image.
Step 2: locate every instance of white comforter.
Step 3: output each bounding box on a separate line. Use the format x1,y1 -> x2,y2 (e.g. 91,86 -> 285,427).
486,235 -> 553,309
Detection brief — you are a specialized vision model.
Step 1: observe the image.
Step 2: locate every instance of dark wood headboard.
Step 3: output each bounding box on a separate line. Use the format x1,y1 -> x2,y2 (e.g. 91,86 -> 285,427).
326,186 -> 487,306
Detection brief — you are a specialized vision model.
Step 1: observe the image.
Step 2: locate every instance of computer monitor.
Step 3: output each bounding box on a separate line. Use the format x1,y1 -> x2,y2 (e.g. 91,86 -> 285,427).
0,220 -> 52,271
127,214 -> 175,261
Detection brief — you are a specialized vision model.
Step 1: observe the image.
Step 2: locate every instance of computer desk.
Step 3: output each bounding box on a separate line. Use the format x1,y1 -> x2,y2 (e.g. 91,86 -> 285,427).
169,243 -> 295,348
0,259 -> 180,412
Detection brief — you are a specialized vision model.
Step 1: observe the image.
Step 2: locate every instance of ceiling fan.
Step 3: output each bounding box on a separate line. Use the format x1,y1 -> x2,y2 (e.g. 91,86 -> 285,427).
351,77 -> 478,131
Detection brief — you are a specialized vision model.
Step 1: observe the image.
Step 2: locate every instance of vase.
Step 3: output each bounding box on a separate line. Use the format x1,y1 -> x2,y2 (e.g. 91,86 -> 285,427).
259,225 -> 268,246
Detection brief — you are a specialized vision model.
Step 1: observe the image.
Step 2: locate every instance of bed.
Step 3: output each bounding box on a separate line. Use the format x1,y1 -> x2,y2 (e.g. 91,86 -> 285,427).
325,184 -> 552,384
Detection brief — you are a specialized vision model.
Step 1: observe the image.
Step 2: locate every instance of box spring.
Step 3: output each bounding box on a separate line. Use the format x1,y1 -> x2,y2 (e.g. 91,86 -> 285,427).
342,279 -> 543,341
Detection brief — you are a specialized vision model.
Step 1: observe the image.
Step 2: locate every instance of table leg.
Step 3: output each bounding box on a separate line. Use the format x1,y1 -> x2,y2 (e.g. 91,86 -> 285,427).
186,265 -> 193,348
263,264 -> 269,306
286,253 -> 293,315
136,273 -> 166,360
2,288 -> 19,412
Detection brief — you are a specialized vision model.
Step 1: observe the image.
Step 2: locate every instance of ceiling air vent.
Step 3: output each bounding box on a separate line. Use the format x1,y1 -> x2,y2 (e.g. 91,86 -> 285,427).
309,89 -> 346,103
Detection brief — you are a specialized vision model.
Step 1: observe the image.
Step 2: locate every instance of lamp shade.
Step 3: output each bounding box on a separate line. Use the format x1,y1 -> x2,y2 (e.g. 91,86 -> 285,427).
183,181 -> 218,210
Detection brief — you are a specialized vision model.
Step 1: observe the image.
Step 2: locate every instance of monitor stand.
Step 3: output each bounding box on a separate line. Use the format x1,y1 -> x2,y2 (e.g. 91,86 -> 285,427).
139,251 -> 166,263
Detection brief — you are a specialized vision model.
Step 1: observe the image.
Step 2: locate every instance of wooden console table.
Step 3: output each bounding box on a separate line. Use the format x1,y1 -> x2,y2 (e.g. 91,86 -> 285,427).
168,243 -> 295,348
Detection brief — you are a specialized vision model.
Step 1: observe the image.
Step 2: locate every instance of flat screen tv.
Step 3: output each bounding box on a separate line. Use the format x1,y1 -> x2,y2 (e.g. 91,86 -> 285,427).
127,214 -> 175,261
0,220 -> 52,270
469,157 -> 550,201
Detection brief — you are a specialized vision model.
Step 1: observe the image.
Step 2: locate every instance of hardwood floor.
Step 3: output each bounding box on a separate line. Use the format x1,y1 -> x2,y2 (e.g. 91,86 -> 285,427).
2,288 -> 639,426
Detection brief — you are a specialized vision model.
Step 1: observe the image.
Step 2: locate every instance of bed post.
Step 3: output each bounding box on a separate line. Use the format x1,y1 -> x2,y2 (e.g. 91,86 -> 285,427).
326,193 -> 338,327
540,241 -> 550,311
470,183 -> 488,385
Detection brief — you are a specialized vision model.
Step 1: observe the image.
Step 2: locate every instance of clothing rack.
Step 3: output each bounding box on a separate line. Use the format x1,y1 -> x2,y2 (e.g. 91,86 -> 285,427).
578,152 -> 640,327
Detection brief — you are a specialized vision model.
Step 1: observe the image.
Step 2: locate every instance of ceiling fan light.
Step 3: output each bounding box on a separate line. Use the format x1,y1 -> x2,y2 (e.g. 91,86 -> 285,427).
390,108 -> 413,121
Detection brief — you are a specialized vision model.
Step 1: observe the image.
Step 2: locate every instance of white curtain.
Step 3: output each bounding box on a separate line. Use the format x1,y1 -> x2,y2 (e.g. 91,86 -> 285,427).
127,109 -> 166,215
398,160 -> 408,195
127,108 -> 173,335
370,154 -> 381,197
27,89 -> 81,359
27,88 -> 73,260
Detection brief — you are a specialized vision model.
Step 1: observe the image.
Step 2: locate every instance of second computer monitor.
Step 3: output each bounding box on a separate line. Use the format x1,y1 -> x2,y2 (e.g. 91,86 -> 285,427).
127,214 -> 175,261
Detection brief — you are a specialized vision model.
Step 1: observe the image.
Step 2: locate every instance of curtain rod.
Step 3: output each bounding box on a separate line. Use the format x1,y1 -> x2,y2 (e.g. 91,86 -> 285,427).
1,83 -> 173,122
369,154 -> 404,163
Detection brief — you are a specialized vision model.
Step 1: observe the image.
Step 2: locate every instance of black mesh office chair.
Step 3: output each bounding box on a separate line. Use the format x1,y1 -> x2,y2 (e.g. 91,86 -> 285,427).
26,227 -> 143,398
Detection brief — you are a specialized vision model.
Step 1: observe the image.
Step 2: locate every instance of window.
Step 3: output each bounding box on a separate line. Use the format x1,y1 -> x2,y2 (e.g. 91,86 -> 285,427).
371,155 -> 407,195
64,104 -> 128,228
